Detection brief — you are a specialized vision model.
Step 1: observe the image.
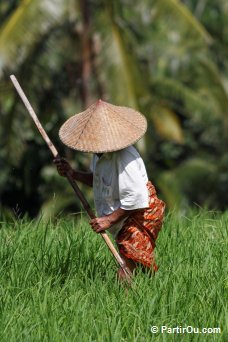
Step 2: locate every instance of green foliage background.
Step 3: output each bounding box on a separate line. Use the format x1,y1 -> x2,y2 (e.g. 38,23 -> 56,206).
0,0 -> 227,218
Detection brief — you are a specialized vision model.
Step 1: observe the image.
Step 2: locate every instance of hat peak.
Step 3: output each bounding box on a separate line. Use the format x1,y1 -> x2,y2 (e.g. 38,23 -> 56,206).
96,99 -> 105,106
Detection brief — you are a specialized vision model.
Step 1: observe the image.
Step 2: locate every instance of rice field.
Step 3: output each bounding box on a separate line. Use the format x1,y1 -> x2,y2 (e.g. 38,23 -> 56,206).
0,210 -> 227,341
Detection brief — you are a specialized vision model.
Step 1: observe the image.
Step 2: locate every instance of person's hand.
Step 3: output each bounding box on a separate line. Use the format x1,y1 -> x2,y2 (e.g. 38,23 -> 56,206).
53,157 -> 73,177
89,216 -> 112,233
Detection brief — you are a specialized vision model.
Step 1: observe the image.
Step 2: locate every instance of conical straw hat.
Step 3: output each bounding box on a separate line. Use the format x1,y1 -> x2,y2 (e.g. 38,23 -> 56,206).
59,99 -> 147,153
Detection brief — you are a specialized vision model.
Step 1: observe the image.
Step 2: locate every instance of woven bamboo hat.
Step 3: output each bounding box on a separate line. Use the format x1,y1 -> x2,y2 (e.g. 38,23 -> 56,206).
59,99 -> 147,153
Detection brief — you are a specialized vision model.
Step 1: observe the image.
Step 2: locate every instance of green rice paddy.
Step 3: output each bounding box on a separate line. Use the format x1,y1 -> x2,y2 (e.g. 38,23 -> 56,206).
0,210 -> 227,341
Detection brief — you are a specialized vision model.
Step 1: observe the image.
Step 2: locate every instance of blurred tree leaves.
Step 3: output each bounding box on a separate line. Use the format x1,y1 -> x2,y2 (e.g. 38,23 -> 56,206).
0,0 -> 227,217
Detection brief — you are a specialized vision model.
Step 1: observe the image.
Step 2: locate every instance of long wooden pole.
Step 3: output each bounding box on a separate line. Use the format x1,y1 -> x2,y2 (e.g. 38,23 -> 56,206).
10,74 -> 131,280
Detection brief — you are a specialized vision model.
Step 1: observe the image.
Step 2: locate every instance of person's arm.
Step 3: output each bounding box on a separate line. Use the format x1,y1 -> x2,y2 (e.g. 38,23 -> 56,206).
53,157 -> 93,187
89,208 -> 136,233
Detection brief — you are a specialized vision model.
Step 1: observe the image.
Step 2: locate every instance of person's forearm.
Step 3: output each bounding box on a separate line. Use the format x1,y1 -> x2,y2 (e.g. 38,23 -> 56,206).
70,170 -> 93,187
107,208 -> 135,225
89,208 -> 137,233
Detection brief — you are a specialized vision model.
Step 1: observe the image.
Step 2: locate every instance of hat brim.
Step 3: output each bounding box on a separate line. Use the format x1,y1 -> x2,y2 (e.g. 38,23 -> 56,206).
59,100 -> 147,153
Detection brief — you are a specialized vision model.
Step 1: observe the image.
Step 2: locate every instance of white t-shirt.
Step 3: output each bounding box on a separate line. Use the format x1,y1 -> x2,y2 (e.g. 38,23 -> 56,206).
90,146 -> 149,236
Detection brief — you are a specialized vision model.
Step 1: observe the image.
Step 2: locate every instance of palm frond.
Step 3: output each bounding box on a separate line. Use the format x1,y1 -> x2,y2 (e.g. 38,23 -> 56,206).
151,105 -> 184,143
158,158 -> 217,208
154,0 -> 213,44
151,76 -> 217,120
197,56 -> 228,116
100,0 -> 148,109
0,0 -> 65,75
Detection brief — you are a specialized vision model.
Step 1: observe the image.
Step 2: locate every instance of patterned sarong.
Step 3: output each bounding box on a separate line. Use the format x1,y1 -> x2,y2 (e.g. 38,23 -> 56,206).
116,181 -> 165,271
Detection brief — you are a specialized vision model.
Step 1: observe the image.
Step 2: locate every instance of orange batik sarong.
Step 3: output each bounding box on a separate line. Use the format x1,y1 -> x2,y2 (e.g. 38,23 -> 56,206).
116,181 -> 165,271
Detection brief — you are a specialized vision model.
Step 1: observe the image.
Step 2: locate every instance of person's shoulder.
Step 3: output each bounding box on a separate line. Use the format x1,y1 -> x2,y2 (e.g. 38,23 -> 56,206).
116,145 -> 141,163
92,153 -> 99,163
118,145 -> 140,157
90,153 -> 99,171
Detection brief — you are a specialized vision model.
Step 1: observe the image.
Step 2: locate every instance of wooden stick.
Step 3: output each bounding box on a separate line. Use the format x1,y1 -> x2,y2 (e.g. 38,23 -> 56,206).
10,74 -> 131,280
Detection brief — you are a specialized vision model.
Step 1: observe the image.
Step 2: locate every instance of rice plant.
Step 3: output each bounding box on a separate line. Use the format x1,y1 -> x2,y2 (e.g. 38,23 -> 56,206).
0,210 -> 227,341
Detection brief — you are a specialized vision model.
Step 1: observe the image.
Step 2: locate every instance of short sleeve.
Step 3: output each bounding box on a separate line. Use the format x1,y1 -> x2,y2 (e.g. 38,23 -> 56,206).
117,147 -> 149,210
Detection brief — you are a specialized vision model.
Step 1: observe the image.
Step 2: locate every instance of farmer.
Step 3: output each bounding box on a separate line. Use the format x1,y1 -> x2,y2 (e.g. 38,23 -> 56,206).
54,100 -> 165,280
